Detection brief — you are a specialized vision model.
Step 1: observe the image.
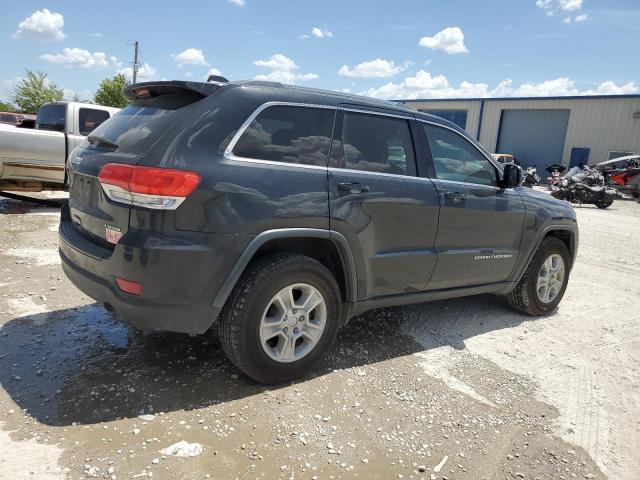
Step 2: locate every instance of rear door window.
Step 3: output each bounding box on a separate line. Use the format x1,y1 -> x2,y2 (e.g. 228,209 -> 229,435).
79,108 -> 111,136
232,105 -> 335,166
36,104 -> 66,132
335,111 -> 416,176
423,124 -> 497,186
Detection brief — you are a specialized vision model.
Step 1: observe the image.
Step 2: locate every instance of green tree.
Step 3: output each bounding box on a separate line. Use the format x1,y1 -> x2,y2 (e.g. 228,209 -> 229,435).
0,101 -> 16,112
94,74 -> 130,108
11,70 -> 64,114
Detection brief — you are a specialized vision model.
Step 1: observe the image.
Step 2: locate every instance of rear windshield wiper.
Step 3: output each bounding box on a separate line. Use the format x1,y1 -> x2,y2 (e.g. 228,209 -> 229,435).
88,134 -> 119,149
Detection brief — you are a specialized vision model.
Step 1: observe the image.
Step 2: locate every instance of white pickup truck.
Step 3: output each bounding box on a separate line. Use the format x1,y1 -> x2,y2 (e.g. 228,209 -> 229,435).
0,101 -> 119,191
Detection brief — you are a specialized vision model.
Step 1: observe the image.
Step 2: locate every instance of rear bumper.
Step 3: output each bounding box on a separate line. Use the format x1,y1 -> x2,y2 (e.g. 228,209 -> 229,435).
58,205 -> 248,334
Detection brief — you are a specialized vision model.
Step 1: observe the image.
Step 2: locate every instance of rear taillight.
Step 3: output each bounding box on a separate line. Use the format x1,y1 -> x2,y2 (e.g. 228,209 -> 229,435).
98,163 -> 201,210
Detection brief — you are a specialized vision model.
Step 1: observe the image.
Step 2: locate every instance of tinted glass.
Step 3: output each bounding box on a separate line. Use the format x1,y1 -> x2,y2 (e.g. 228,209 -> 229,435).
87,93 -> 202,154
233,106 -> 335,166
424,124 -> 497,186
79,108 -> 111,136
36,104 -> 66,132
338,112 -> 415,176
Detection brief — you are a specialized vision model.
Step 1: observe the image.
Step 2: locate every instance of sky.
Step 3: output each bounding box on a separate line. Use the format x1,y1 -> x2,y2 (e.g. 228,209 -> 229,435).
1,0 -> 639,103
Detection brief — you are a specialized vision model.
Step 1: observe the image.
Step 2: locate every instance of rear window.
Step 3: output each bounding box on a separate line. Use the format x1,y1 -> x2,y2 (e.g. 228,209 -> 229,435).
79,108 -> 110,136
36,104 -> 66,132
87,92 -> 203,154
232,105 -> 335,166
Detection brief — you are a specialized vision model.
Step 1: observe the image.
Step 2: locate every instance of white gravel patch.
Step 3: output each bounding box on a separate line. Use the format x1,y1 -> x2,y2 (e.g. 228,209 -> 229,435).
5,247 -> 60,266
160,441 -> 203,457
0,423 -> 65,479
7,297 -> 49,318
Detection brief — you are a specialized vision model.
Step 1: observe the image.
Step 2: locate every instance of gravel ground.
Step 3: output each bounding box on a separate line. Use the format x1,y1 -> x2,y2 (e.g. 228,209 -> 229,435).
0,192 -> 638,479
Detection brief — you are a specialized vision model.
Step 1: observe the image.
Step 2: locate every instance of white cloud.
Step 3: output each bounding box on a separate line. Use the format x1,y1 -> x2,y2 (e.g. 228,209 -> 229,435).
170,48 -> 209,67
574,13 -> 589,22
419,27 -> 468,54
311,27 -> 333,38
118,63 -> 158,83
14,9 -> 65,42
253,54 -> 318,84
582,81 -> 638,95
229,0 -> 246,6
90,32 -> 104,37
359,70 -> 638,99
537,0 -> 583,16
338,59 -> 407,78
40,48 -> 110,69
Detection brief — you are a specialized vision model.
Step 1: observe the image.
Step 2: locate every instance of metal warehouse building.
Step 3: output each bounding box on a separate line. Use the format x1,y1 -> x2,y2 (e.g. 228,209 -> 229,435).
398,95 -> 640,168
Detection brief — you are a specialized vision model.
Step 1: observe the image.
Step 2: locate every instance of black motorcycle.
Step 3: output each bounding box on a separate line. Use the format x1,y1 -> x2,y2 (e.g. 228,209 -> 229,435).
551,166 -> 620,209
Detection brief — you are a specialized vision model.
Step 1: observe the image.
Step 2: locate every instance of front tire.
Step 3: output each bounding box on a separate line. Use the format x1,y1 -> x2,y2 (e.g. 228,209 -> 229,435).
595,196 -> 614,209
508,237 -> 571,316
219,253 -> 342,383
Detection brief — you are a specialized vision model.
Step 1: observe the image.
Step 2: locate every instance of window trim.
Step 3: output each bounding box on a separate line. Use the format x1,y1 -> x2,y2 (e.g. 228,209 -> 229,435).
224,101 -> 336,170
418,119 -> 505,188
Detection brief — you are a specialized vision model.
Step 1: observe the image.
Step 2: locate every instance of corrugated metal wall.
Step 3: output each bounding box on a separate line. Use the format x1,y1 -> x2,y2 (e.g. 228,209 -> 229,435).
403,97 -> 640,165
480,97 -> 640,164
403,100 -> 481,137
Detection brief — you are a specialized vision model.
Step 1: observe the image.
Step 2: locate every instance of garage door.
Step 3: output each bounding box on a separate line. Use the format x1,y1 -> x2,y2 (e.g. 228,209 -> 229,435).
496,109 -> 569,168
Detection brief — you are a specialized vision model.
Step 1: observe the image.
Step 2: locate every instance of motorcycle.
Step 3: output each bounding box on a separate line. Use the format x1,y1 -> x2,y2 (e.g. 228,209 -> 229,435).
522,166 -> 540,188
545,163 -> 566,190
550,165 -> 620,209
595,155 -> 640,199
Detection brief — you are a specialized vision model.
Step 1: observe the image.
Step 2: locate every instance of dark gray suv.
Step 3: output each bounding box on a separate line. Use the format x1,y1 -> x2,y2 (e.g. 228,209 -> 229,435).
59,80 -> 578,383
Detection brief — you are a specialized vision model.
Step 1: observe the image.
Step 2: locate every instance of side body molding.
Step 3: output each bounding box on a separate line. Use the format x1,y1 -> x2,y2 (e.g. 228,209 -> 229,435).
211,228 -> 358,316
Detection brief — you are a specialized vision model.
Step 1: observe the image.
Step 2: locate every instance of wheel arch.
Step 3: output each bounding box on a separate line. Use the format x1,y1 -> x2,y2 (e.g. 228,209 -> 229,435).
211,229 -> 358,317
514,224 -> 578,284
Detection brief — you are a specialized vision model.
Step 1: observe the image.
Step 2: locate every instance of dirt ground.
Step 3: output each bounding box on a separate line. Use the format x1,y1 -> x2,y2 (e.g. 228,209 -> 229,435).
0,192 -> 638,480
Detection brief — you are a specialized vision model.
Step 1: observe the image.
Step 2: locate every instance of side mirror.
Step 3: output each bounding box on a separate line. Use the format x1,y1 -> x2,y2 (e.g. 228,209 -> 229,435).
500,163 -> 523,188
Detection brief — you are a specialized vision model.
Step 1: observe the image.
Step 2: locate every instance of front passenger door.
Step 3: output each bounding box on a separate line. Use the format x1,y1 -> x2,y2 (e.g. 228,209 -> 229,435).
421,123 -> 525,290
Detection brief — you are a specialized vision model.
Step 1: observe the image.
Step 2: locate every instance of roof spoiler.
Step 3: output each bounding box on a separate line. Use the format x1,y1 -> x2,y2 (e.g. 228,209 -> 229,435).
123,80 -> 222,101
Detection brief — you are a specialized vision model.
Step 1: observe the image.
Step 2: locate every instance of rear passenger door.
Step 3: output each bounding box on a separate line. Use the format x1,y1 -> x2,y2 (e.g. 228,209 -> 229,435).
420,122 -> 525,289
222,103 -> 336,233
328,107 -> 441,300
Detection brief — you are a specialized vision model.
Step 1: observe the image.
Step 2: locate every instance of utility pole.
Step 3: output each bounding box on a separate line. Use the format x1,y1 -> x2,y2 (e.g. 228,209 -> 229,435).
132,41 -> 140,84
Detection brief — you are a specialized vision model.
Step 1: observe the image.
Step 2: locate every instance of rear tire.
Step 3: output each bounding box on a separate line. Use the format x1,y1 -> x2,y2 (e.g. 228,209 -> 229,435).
595,196 -> 614,209
219,253 -> 342,383
508,237 -> 571,316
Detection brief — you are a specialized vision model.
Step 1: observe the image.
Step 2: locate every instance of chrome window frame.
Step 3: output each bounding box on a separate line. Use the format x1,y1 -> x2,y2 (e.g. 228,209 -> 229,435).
223,101 -> 336,171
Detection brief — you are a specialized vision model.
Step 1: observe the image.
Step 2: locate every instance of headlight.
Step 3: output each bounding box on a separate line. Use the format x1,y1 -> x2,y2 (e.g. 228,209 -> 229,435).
562,179 -> 569,187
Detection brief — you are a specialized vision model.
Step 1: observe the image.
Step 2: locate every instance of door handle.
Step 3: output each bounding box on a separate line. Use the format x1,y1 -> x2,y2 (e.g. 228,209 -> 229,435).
444,191 -> 466,202
338,182 -> 370,194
